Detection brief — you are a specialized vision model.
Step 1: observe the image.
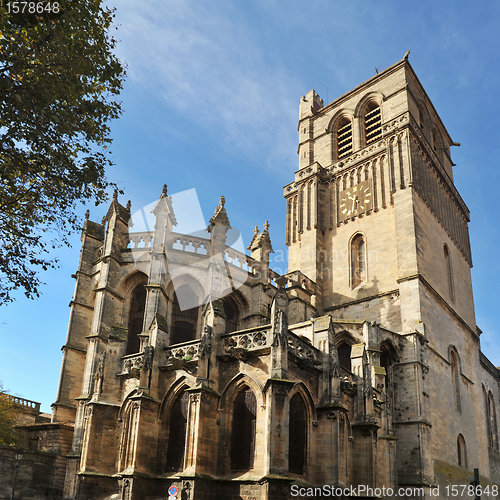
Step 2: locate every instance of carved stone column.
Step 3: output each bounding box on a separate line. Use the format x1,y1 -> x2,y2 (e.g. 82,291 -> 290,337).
182,387 -> 220,478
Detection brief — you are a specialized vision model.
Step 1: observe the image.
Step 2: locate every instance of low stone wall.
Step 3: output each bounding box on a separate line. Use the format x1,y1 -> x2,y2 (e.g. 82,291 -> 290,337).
0,446 -> 61,500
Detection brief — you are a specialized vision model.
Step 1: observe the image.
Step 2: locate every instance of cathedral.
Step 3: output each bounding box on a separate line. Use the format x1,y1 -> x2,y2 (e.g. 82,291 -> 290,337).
49,57 -> 500,499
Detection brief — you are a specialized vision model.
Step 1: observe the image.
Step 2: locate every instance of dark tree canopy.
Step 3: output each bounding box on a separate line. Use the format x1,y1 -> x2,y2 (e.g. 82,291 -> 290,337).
0,0 -> 125,304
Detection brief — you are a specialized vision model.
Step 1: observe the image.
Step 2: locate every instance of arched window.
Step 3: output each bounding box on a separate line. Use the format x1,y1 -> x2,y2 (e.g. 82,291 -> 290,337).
418,104 -> 425,130
380,352 -> 390,391
166,391 -> 189,471
432,129 -> 440,153
127,284 -> 146,354
364,102 -> 381,145
170,284 -> 200,345
457,434 -> 467,468
444,245 -> 454,302
337,117 -> 353,159
351,233 -> 366,288
380,341 -> 398,393
488,391 -> 499,451
230,387 -> 257,470
289,393 -> 307,475
338,343 -> 352,372
224,296 -> 240,334
450,349 -> 461,412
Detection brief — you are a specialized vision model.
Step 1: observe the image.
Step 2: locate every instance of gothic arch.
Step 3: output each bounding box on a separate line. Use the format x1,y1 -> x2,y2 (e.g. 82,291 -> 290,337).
380,339 -> 399,395
167,275 -> 204,345
166,274 -> 205,305
328,109 -> 355,162
327,109 -> 355,134
289,391 -> 308,475
219,373 -> 265,411
349,232 -> 367,288
333,330 -> 356,347
230,385 -> 258,470
354,91 -> 384,118
444,244 -> 455,302
157,376 -> 194,420
457,433 -> 467,468
449,346 -> 461,412
355,92 -> 384,147
120,273 -> 148,354
156,377 -> 194,474
289,382 -> 317,424
220,289 -> 249,333
334,330 -> 356,372
485,388 -> 499,451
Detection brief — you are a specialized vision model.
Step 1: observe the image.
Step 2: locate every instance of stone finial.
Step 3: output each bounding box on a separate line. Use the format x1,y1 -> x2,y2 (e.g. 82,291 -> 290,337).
113,188 -> 118,201
208,195 -> 230,231
404,50 -> 410,60
161,184 -> 168,198
84,209 -> 90,221
101,215 -> 106,224
126,200 -> 131,211
247,220 -> 273,252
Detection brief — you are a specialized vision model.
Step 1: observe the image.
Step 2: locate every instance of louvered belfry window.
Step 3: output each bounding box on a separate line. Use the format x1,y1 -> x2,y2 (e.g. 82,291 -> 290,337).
289,393 -> 307,474
337,118 -> 353,159
230,388 -> 257,469
166,391 -> 189,471
364,104 -> 382,145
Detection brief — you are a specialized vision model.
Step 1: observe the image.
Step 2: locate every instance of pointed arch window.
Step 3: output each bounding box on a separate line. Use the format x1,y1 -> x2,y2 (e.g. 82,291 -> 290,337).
444,245 -> 454,302
289,393 -> 307,475
337,117 -> 353,159
488,391 -> 499,451
457,434 -> 467,468
380,351 -> 390,391
127,284 -> 146,354
166,391 -> 189,471
450,349 -> 461,412
230,387 -> 257,470
338,343 -> 352,372
364,103 -> 382,145
224,296 -> 240,334
351,233 -> 366,288
170,284 -> 200,345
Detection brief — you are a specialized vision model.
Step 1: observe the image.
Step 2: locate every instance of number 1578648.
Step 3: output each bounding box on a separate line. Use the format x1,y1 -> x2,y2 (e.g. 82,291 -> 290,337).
4,2 -> 60,13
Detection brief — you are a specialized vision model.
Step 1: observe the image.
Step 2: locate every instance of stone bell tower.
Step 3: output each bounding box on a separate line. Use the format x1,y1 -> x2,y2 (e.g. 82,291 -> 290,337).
285,55 -> 475,336
285,55 -> 487,490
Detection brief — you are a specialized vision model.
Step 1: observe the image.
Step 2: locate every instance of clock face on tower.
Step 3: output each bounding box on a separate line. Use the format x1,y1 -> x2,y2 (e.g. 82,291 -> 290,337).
339,180 -> 373,221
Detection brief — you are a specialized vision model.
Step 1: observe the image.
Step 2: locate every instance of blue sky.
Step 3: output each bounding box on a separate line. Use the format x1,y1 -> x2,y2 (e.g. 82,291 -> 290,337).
1,0 -> 500,413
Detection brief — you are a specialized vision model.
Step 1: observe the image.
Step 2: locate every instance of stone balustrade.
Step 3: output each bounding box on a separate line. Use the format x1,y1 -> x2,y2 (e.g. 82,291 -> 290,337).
223,328 -> 270,353
287,332 -> 321,367
164,339 -> 201,363
128,231 -> 154,249
2,394 -> 41,412
120,352 -> 144,378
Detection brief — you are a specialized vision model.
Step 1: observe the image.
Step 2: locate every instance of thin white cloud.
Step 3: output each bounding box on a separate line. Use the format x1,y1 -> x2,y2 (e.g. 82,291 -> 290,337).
113,0 -> 299,171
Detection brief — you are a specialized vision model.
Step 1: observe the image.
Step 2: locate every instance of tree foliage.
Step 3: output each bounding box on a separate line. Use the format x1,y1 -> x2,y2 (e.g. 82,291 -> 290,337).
0,382 -> 24,446
0,0 -> 125,304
